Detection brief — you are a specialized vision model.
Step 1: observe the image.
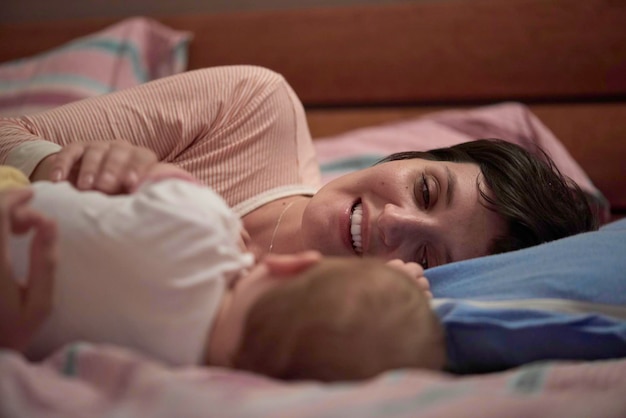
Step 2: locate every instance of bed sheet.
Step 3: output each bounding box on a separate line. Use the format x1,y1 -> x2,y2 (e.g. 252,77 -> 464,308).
1,343 -> 625,418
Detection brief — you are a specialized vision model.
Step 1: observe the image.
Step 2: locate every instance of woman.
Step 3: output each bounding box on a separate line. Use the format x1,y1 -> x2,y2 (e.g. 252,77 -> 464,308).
0,66 -> 595,267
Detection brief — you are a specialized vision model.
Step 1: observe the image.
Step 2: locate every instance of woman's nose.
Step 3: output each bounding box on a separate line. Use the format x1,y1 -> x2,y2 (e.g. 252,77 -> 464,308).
378,203 -> 429,248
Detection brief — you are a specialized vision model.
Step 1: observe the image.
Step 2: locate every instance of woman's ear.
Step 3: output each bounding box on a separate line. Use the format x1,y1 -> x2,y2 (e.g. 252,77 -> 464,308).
263,251 -> 322,277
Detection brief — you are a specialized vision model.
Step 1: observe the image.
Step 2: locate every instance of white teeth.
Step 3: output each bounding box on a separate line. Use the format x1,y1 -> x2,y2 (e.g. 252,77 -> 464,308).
350,203 -> 363,254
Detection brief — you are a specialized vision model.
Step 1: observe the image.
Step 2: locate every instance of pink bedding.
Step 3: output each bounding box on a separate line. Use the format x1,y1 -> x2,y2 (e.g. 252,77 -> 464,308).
1,343 -> 625,417
0,18 -> 189,117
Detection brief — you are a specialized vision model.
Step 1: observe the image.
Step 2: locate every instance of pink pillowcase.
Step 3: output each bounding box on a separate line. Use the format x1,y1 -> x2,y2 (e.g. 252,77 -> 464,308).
0,17 -> 191,117
314,102 -> 610,221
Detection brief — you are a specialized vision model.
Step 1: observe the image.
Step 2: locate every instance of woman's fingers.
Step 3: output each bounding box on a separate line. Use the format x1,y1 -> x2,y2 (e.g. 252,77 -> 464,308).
48,143 -> 87,183
93,142 -> 133,193
40,141 -> 159,194
76,143 -> 109,190
119,145 -> 158,191
76,141 -> 158,193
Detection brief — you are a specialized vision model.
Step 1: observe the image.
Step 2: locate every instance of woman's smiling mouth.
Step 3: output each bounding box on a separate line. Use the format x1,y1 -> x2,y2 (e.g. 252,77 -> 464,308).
350,202 -> 363,254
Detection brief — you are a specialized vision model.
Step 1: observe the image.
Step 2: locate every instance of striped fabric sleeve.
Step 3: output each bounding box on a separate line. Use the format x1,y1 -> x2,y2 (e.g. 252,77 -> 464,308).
4,140 -> 62,177
0,65 -> 321,210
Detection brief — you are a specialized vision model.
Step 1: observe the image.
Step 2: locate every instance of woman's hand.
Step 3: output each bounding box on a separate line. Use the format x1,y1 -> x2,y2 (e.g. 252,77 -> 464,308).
31,140 -> 159,194
0,188 -> 58,352
386,259 -> 432,298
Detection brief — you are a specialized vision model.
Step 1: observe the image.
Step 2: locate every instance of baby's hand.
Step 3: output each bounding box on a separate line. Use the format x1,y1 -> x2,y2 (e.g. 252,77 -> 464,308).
0,188 -> 58,352
386,259 -> 432,298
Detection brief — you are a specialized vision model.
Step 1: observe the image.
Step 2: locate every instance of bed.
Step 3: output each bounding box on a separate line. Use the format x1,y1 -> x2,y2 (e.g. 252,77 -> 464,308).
1,0 -> 625,416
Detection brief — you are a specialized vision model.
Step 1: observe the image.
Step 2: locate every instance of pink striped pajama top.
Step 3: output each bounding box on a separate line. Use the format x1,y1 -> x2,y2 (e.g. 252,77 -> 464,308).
0,65 -> 321,215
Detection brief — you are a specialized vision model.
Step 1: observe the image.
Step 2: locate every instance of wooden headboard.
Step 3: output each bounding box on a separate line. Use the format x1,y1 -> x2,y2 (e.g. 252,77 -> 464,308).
1,0 -> 625,214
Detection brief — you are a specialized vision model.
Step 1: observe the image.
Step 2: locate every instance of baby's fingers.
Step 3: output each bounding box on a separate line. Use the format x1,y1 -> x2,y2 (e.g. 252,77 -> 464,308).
0,189 -> 34,252
10,204 -> 49,235
386,259 -> 425,279
23,219 -> 57,329
414,276 -> 431,293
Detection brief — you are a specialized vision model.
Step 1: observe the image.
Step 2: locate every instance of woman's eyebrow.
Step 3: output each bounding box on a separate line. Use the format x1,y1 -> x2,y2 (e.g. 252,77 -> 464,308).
445,166 -> 457,207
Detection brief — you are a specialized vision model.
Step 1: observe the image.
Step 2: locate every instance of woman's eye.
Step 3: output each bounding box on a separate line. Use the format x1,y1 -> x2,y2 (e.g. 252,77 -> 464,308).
421,173 -> 431,209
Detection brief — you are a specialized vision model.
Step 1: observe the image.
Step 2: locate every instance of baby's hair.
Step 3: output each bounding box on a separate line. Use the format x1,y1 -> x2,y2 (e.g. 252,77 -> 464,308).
232,258 -> 445,381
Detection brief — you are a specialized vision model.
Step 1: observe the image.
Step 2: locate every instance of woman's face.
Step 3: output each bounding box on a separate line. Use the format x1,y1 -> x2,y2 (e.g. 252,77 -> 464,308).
301,159 -> 506,268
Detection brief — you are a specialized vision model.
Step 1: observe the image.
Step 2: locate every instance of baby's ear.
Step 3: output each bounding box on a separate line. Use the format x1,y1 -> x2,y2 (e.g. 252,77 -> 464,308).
263,251 -> 322,277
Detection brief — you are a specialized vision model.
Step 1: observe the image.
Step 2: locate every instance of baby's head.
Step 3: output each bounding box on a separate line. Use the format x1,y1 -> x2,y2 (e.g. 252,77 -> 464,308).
207,252 -> 446,381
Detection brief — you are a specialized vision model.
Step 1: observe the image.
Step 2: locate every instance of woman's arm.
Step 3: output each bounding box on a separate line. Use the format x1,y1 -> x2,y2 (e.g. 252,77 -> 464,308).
0,66 -> 318,202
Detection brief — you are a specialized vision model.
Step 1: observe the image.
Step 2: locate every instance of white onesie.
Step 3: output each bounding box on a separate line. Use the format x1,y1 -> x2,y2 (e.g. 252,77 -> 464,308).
10,180 -> 254,366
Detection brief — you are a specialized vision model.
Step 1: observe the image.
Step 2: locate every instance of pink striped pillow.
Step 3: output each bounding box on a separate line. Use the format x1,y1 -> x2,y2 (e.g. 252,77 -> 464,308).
0,17 -> 191,116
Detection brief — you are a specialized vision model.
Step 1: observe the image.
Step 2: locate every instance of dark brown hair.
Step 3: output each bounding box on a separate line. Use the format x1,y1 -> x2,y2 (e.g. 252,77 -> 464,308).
376,139 -> 598,254
232,259 -> 445,381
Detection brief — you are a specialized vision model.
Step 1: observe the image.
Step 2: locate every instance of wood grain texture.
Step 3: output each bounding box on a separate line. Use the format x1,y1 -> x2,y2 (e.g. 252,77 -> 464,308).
1,0 -> 625,105
168,0 -> 626,105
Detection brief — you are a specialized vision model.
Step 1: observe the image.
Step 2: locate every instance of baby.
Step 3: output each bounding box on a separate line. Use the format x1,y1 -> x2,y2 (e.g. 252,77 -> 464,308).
228,255 -> 444,381
2,165 -> 445,381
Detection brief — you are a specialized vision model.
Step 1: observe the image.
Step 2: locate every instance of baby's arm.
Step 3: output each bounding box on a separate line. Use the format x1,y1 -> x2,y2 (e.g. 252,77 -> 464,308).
0,188 -> 57,352
386,259 -> 432,298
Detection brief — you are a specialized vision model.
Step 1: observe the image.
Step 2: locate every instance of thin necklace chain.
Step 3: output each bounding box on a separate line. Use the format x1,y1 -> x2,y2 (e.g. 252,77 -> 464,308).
268,201 -> 296,254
